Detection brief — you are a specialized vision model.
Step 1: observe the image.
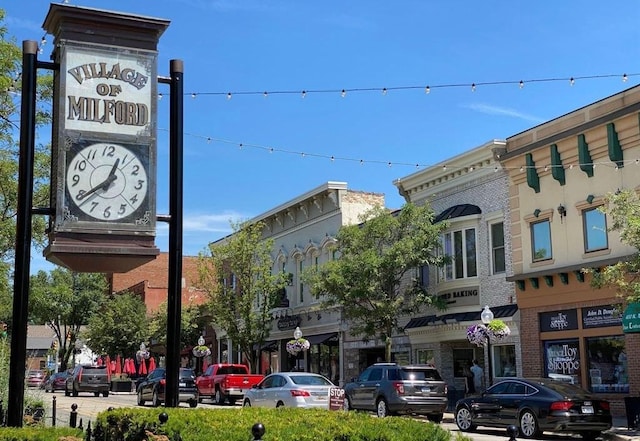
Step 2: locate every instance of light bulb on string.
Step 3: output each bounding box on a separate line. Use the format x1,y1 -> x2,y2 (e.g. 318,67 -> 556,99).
239,143 -> 243,149
158,93 -> 163,100
382,88 -> 388,96
623,73 -> 628,82
425,86 -> 430,94
570,77 -> 575,86
269,147 -> 274,153
442,165 -> 447,171
263,91 -> 268,98
388,162 -> 392,167
360,159 -> 364,165
330,156 -> 335,162
206,137 -> 211,144
191,93 -> 196,99
341,89 -> 346,98
471,83 -> 476,92
520,166 -> 524,172
519,80 -> 524,89
226,92 -> 232,100
635,158 -> 639,165
301,90 -> 307,98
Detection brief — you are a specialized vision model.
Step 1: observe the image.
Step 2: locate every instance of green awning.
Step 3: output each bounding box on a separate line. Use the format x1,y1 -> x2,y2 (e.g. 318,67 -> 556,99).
622,303 -> 640,333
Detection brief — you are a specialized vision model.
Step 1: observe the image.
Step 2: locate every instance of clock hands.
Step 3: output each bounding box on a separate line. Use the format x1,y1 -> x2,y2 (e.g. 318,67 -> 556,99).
76,158 -> 120,201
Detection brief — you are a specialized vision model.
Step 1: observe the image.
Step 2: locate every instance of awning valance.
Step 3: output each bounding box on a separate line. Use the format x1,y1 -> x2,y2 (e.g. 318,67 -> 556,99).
404,304 -> 518,330
306,332 -> 338,345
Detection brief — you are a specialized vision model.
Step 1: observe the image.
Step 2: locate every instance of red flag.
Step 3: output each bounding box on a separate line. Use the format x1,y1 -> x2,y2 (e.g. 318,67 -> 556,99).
138,359 -> 147,375
148,357 -> 156,372
115,355 -> 122,375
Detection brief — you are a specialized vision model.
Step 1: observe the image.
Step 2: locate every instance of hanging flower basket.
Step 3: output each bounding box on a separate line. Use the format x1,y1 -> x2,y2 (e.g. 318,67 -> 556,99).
466,320 -> 511,347
192,345 -> 211,358
286,338 -> 310,355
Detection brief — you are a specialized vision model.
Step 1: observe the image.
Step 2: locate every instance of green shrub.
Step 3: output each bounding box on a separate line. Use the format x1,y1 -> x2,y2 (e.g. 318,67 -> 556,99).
92,407 -> 471,441
0,427 -> 83,441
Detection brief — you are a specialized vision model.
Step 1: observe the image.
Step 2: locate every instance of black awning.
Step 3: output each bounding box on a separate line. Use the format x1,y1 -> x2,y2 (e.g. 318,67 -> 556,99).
434,204 -> 481,223
404,304 -> 518,330
306,332 -> 338,345
253,341 -> 278,352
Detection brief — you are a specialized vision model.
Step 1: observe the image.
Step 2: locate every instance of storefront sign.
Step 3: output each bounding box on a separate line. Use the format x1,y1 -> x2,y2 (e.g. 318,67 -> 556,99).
582,305 -> 622,329
545,339 -> 580,377
277,315 -> 301,331
622,303 -> 640,334
438,288 -> 479,307
539,309 -> 578,332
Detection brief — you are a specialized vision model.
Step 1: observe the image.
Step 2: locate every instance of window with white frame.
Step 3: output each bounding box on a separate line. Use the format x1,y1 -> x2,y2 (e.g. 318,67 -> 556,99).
490,222 -> 506,274
531,219 -> 552,261
441,228 -> 477,281
583,207 -> 608,252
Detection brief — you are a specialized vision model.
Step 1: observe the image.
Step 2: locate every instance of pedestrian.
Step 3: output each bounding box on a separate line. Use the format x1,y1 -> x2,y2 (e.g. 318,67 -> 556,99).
463,364 -> 475,394
470,359 -> 484,393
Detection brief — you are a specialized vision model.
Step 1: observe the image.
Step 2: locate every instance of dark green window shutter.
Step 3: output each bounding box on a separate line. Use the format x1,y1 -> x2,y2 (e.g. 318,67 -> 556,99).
550,144 -> 565,185
526,153 -> 540,193
577,134 -> 594,177
607,123 -> 624,168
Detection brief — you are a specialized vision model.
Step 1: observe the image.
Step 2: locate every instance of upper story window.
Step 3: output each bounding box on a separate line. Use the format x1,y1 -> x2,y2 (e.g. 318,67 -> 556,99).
583,207 -> 608,252
490,222 -> 506,274
531,219 -> 552,261
441,228 -> 477,281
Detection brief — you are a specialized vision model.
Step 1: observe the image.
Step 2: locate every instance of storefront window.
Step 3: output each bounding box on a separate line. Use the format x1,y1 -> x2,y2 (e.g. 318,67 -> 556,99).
415,349 -> 435,365
544,339 -> 580,384
494,345 -> 516,377
586,336 -> 628,393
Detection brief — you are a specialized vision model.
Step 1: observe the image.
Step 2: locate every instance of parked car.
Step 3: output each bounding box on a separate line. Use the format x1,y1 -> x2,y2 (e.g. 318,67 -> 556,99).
242,372 -> 335,409
196,363 -> 264,405
65,365 -> 110,397
26,369 -> 46,388
43,371 -> 70,392
343,362 -> 447,421
137,367 -> 198,408
454,377 -> 612,440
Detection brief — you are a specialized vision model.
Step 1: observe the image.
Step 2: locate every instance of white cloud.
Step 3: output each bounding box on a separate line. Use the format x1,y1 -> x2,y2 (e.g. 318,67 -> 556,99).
463,103 -> 545,123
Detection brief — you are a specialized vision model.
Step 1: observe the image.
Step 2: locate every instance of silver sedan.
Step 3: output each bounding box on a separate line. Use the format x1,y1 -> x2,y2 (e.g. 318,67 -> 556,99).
242,372 -> 335,409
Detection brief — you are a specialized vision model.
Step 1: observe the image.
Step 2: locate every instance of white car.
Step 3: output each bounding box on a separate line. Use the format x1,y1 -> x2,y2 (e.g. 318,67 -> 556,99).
242,372 -> 335,409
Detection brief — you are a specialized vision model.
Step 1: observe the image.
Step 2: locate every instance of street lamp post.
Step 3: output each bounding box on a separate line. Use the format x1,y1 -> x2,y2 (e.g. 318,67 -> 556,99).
480,305 -> 494,388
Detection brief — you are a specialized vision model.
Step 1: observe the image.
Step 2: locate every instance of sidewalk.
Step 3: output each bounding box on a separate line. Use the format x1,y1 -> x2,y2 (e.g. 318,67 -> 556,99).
443,413 -> 639,440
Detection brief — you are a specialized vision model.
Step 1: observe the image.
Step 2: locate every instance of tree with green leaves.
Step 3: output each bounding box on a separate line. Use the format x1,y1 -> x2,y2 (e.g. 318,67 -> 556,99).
84,291 -> 148,360
588,189 -> 640,304
29,268 -> 107,371
198,220 -> 287,373
148,301 -> 208,353
304,203 -> 449,362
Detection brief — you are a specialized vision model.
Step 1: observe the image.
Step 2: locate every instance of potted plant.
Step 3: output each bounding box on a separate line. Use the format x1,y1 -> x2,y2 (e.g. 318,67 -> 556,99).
23,395 -> 45,425
110,373 -> 133,392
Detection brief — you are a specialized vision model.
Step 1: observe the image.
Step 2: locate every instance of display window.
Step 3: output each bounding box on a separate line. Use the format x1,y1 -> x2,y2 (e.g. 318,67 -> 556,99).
494,345 -> 516,377
586,335 -> 628,393
543,339 -> 580,384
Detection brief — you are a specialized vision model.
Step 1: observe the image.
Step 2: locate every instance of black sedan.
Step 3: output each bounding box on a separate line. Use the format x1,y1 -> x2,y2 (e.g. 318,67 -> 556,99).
454,378 -> 612,440
136,367 -> 198,408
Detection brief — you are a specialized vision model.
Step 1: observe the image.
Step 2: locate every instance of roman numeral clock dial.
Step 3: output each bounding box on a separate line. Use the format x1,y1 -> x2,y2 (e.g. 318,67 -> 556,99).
66,142 -> 149,221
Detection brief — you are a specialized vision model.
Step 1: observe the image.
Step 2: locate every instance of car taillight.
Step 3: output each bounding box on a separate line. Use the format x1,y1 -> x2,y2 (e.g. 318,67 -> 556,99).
160,379 -> 166,386
392,381 -> 405,395
290,390 -> 311,397
599,401 -> 610,411
550,401 -> 573,411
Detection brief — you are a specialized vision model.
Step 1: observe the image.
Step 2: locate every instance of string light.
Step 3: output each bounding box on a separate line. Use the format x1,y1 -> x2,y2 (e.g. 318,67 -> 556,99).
167,129 -> 640,172
177,72 -> 638,99
382,88 -> 388,96
158,93 -> 163,100
191,93 -> 196,99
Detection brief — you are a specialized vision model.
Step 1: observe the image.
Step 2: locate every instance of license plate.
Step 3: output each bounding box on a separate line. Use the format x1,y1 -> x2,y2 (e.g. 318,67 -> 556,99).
582,406 -> 594,414
179,382 -> 186,387
421,387 -> 431,392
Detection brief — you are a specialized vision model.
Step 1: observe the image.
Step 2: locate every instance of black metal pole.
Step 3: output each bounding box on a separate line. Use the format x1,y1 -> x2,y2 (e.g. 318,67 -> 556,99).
7,40 -> 38,428
165,59 -> 184,407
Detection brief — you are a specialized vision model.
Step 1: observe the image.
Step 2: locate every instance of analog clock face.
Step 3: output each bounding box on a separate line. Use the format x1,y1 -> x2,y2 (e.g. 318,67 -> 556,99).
66,143 -> 148,221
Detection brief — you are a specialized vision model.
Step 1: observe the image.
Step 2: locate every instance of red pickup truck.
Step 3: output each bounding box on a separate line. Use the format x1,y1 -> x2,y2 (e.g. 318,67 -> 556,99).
196,363 -> 264,405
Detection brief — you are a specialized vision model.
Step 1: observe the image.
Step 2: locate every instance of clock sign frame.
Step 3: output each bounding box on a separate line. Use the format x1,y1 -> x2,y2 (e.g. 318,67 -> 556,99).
43,4 -> 168,272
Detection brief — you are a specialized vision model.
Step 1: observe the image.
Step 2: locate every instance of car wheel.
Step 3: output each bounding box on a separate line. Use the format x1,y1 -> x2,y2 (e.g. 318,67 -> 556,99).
243,399 -> 251,408
103,391 -> 109,398
455,406 -> 477,432
94,392 -> 99,397
519,410 -> 540,439
137,390 -> 145,406
276,401 -> 285,408
376,398 -> 389,418
189,399 -> 198,408
427,413 -> 443,423
343,396 -> 352,411
581,431 -> 600,441
228,399 -> 236,406
152,389 -> 161,407
214,389 -> 225,405
72,385 -> 78,397
64,387 -> 70,397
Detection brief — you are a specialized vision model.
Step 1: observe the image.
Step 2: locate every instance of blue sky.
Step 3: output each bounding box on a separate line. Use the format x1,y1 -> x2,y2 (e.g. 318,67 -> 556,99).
3,1 -> 639,272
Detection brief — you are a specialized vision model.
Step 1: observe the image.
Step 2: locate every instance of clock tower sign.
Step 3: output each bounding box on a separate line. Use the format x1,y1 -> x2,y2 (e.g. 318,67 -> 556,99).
42,4 -> 169,272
